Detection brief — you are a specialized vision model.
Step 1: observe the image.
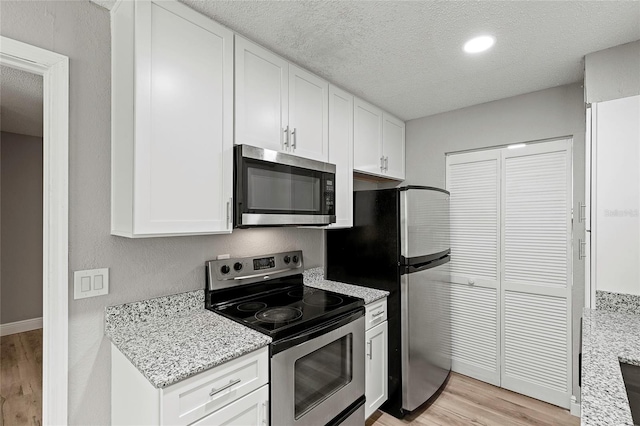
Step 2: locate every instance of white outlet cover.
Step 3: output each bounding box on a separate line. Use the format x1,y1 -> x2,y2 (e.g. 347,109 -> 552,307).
74,268 -> 109,300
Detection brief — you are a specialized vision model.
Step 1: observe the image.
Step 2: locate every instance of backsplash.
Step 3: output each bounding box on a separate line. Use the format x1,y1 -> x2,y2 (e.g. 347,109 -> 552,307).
596,290 -> 640,315
105,290 -> 203,335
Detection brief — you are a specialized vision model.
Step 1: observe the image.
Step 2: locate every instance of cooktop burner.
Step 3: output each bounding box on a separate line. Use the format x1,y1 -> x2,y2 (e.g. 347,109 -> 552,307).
255,307 -> 303,323
303,292 -> 343,307
237,301 -> 267,312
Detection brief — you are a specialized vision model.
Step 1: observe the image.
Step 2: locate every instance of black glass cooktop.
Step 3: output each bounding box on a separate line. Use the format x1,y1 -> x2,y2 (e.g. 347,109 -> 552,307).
209,283 -> 364,340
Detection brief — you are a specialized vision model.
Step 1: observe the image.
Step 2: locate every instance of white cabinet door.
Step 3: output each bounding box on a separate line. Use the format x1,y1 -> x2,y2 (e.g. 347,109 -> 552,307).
354,98 -> 383,176
365,321 -> 388,419
111,0 -> 233,237
235,35 -> 289,152
191,386 -> 269,426
289,64 -> 329,161
328,85 -> 353,228
382,113 -> 405,180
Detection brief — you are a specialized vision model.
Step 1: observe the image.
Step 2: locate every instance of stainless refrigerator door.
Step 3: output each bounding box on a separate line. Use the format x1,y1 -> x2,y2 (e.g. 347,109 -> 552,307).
400,188 -> 450,261
400,258 -> 451,412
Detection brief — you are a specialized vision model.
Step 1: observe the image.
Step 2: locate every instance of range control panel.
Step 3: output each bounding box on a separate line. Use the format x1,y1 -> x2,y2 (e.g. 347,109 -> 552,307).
207,250 -> 303,290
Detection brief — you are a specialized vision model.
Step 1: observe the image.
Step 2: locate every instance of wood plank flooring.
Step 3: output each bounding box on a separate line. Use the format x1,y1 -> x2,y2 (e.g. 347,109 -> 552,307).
0,329 -> 42,426
367,373 -> 579,426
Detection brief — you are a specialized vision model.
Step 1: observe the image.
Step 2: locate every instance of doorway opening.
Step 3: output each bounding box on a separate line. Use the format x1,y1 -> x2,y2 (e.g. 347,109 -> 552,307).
0,36 -> 69,425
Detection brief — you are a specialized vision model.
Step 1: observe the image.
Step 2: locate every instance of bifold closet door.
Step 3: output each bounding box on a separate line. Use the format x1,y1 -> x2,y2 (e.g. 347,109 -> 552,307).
446,150 -> 501,386
500,139 -> 572,408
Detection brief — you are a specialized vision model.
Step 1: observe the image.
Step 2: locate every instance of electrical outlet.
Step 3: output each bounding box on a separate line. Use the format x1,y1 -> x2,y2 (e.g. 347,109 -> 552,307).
74,268 -> 109,300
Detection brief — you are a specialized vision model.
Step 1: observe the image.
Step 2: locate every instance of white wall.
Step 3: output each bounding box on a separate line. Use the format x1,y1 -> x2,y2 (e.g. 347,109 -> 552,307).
405,83 -> 586,402
0,132 -> 44,325
585,40 -> 640,103
0,2 -> 325,424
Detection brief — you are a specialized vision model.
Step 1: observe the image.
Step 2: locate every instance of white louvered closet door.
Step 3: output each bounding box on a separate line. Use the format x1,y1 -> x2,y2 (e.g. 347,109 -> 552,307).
446,150 -> 501,386
500,139 -> 572,408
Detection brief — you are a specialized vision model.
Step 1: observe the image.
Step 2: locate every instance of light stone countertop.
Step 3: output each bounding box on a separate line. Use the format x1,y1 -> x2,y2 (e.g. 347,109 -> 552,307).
303,267 -> 389,305
581,308 -> 640,425
105,290 -> 271,389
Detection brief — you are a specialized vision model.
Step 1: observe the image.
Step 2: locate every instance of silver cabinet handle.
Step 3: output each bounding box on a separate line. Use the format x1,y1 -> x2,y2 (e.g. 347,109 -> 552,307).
384,156 -> 389,172
372,311 -> 385,317
579,239 -> 587,260
262,401 -> 269,425
380,156 -> 385,172
291,128 -> 297,150
227,198 -> 232,229
367,340 -> 373,360
579,202 -> 587,223
209,378 -> 241,397
283,126 -> 290,149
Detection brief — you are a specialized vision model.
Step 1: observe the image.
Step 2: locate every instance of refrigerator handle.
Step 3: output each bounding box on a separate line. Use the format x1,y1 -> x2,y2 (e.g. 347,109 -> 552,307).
403,254 -> 450,274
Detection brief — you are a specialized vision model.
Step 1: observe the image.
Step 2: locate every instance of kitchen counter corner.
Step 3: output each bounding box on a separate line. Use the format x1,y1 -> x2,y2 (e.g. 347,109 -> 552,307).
105,290 -> 271,389
581,308 -> 640,426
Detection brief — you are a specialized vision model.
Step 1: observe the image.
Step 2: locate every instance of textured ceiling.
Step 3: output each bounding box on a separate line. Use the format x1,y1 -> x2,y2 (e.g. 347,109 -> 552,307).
94,1 -> 640,120
0,65 -> 43,137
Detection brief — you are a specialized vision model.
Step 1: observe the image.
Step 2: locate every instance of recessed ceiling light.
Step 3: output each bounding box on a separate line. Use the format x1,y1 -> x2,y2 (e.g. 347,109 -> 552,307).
463,35 -> 495,54
508,143 -> 526,150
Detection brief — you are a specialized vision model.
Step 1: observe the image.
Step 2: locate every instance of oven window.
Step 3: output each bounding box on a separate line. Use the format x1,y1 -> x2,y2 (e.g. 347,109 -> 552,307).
294,334 -> 352,419
247,166 -> 321,212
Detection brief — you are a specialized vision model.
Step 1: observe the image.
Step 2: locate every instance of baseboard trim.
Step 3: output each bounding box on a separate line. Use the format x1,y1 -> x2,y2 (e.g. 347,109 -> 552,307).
0,317 -> 43,336
570,397 -> 581,417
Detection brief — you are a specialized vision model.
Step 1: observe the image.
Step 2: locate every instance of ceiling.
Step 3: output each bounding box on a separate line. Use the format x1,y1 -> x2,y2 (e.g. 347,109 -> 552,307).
0,65 -> 43,138
96,1 -> 639,121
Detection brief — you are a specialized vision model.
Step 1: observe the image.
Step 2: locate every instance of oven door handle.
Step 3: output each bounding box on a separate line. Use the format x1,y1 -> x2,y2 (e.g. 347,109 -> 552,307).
271,308 -> 364,355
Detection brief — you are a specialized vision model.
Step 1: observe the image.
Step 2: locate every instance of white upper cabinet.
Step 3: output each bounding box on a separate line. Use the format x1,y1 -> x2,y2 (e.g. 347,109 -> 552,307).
235,35 -> 289,152
289,65 -> 329,161
111,0 -> 234,237
235,37 -> 329,161
353,98 -> 405,180
328,85 -> 354,228
354,98 -> 383,175
382,113 -> 405,180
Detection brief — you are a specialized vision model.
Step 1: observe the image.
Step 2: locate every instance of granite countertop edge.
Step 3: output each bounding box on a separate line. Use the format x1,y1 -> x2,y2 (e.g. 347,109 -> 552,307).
581,307 -> 640,426
303,267 -> 390,304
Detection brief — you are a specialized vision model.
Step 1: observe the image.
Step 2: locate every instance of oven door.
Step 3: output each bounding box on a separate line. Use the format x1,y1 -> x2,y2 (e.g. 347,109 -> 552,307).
271,311 -> 365,426
234,144 -> 336,227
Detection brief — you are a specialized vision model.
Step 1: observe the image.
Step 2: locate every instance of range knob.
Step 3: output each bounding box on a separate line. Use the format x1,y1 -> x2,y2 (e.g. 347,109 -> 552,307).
233,262 -> 243,271
283,255 -> 291,264
220,265 -> 230,275
292,255 -> 299,264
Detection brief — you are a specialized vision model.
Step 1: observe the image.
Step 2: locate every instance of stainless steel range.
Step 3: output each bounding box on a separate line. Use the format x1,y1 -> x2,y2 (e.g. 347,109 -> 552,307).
205,251 -> 365,426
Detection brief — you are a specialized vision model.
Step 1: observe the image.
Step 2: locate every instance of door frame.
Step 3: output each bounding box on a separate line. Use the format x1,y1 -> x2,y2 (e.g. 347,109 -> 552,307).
1,36 -> 69,425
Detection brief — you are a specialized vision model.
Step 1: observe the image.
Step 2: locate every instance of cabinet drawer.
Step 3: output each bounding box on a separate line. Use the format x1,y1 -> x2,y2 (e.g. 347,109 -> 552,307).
162,347 -> 268,425
365,299 -> 387,330
190,385 -> 269,426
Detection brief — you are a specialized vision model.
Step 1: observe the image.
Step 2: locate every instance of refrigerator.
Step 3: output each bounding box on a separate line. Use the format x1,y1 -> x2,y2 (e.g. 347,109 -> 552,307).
326,186 -> 451,418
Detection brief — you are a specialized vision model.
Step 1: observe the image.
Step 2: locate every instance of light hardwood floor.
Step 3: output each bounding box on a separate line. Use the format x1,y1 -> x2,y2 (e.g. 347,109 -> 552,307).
0,329 -> 42,426
367,373 -> 579,426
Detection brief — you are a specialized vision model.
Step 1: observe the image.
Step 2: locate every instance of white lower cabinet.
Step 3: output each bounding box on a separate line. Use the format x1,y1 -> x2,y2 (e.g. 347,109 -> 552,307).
111,345 -> 269,425
364,299 -> 388,419
190,386 -> 268,426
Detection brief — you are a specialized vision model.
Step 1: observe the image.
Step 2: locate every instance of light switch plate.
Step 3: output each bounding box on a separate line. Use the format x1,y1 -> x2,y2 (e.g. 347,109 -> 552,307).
74,268 -> 109,300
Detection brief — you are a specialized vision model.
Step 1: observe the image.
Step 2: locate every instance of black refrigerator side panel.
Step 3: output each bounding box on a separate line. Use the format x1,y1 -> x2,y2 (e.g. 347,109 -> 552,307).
326,189 -> 405,418
327,189 -> 399,288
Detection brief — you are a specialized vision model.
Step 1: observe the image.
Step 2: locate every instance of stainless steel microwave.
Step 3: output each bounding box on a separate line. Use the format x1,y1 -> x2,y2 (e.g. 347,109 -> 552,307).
234,145 -> 337,227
